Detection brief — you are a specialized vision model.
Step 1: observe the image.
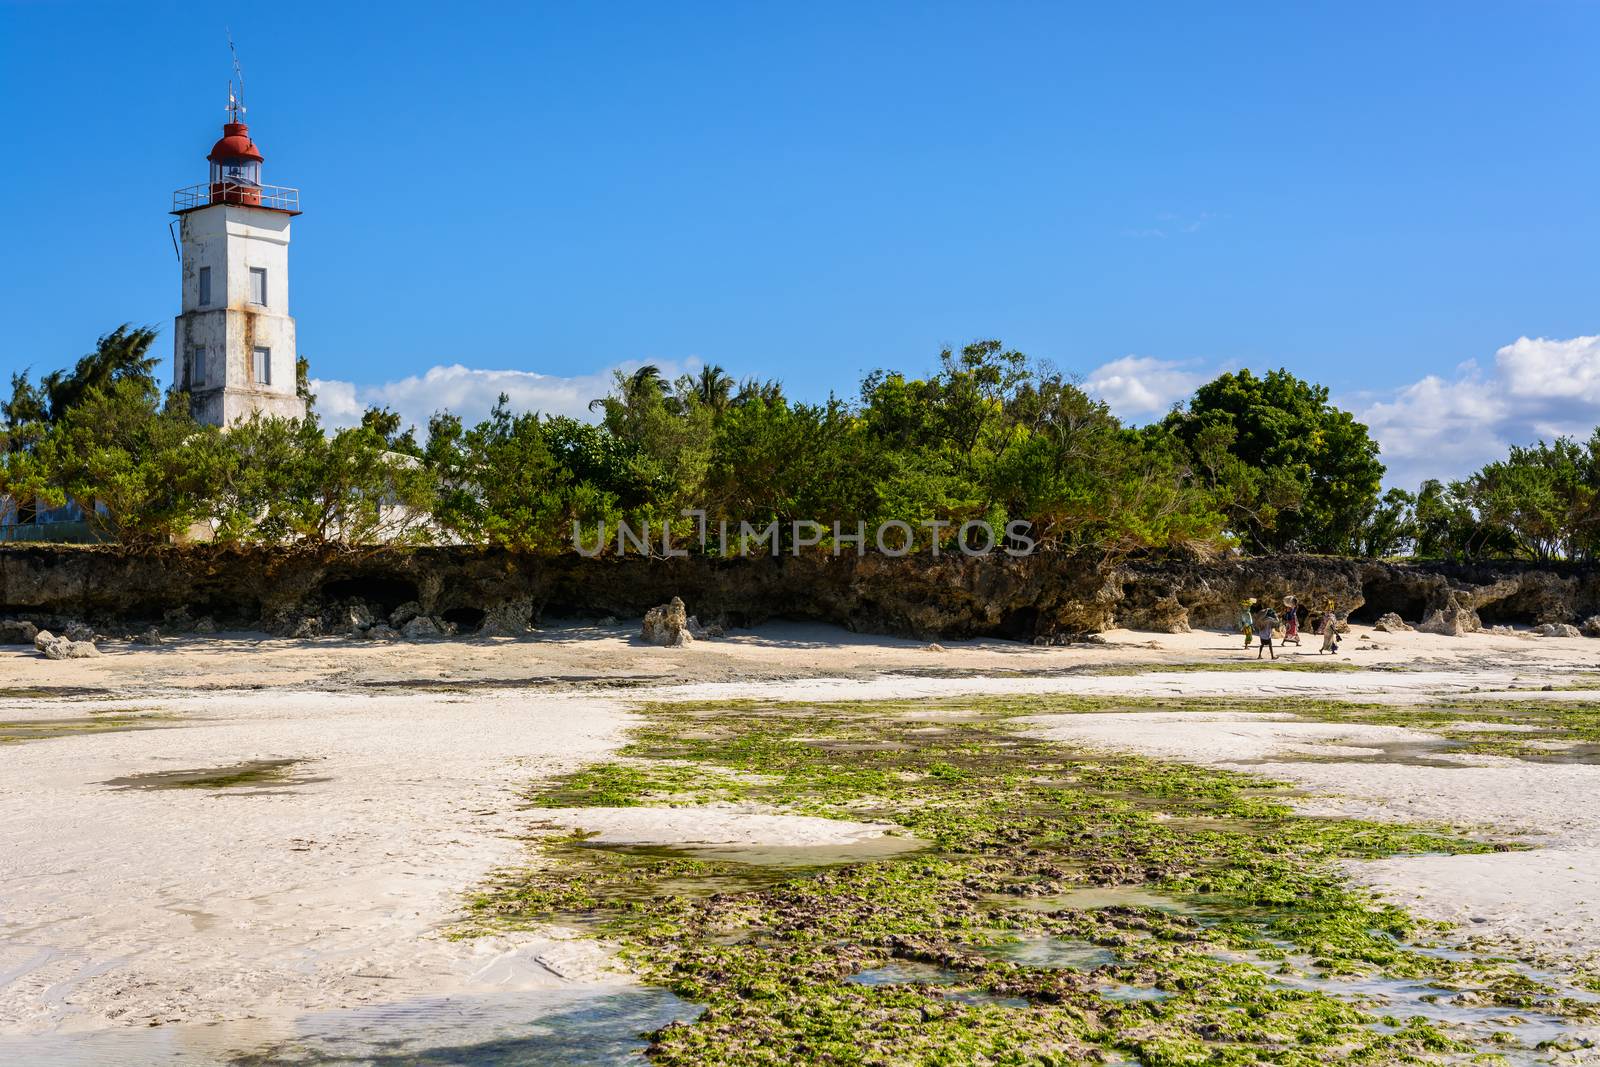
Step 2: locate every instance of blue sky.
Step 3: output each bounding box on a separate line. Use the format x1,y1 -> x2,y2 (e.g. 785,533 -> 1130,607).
2,2 -> 1598,484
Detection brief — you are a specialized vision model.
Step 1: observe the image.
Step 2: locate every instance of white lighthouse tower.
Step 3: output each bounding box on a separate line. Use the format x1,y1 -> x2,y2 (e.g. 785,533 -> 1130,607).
171,64 -> 307,426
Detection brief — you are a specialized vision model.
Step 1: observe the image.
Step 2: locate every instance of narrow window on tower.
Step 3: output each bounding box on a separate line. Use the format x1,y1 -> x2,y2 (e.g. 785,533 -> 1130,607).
252,347 -> 271,385
198,266 -> 212,307
190,347 -> 207,388
249,267 -> 267,306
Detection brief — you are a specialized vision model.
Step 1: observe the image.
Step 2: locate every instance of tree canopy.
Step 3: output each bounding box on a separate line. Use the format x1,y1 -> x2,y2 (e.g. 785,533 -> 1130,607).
9,326 -> 1600,564
1156,369 -> 1384,553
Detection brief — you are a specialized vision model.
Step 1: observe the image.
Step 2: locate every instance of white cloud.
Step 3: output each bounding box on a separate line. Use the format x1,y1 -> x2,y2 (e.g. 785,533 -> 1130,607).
309,358 -> 700,432
1354,335 -> 1600,487
1084,356 -> 1209,420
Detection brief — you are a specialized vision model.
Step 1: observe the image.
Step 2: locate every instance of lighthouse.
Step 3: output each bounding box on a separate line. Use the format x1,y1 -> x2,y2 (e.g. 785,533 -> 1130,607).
171,68 -> 307,426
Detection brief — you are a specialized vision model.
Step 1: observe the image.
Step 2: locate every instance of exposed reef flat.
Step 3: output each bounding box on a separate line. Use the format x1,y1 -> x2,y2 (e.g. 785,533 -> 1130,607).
4,622 -> 1600,1061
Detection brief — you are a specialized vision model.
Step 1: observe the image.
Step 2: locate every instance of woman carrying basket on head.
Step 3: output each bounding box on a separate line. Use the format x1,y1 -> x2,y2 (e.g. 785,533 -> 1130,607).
1320,598 -> 1341,654
1282,596 -> 1301,646
1238,599 -> 1256,648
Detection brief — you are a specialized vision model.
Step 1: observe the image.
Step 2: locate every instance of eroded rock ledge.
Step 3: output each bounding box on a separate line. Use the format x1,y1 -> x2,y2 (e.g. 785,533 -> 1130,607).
2,545 -> 1598,641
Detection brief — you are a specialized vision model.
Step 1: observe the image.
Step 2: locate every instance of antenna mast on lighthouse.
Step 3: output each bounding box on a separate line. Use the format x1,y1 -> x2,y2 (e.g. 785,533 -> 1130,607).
226,30 -> 246,122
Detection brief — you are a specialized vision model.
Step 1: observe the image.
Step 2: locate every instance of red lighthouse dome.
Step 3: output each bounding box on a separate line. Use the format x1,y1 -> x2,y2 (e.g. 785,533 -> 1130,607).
208,122 -> 264,164
208,121 -> 264,205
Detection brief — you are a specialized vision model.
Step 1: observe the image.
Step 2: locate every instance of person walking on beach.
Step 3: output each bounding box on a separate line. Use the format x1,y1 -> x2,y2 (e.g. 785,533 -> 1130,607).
1238,599 -> 1256,647
1320,598 -> 1341,654
1255,604 -> 1279,660
1282,596 -> 1301,646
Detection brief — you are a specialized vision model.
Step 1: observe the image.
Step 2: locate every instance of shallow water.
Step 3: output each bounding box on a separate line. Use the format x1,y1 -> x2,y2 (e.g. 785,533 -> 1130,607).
0,714 -> 169,745
974,934 -> 1119,971
1238,732 -> 1600,769
1235,738 -> 1481,769
101,759 -> 329,792
847,961 -> 1029,1008
986,885 -> 1198,914
1510,741 -> 1600,765
0,686 -> 112,699
1099,981 -> 1169,1003
1282,969 -> 1583,1057
984,887 -> 1596,1056
0,987 -> 699,1066
1216,944 -> 1598,1060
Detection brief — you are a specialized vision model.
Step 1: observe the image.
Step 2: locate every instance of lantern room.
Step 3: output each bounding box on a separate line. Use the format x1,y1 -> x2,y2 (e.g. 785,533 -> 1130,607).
208,121 -> 264,205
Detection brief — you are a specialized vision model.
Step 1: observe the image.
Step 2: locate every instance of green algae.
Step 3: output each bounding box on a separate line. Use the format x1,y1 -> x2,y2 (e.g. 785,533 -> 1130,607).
0,686 -> 112,699
464,696 -> 1596,1064
528,760 -> 752,808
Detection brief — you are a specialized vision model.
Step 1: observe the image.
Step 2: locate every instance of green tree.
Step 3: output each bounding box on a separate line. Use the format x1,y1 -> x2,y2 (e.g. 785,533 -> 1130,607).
1456,437 -> 1599,561
32,378 -> 225,545
858,342 -> 1224,556
216,414 -> 435,545
590,366 -> 712,532
428,397 -> 622,551
4,373 -> 47,430
1159,368 -> 1384,553
40,324 -> 163,422
1355,487 -> 1417,558
360,405 -> 422,456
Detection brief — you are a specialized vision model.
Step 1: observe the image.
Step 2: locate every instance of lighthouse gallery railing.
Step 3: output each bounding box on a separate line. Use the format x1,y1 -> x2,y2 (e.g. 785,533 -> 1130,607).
172,182 -> 301,213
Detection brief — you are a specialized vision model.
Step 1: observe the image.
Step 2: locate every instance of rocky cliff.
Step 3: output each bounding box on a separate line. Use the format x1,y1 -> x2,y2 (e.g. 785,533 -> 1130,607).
2,545 -> 1599,641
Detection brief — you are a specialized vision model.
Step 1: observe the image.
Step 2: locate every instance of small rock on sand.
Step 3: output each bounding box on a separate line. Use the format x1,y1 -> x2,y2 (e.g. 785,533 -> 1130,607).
1536,622 -> 1583,638
1418,607 -> 1472,637
0,619 -> 39,644
641,597 -> 694,647
400,616 -> 444,640
36,630 -> 101,659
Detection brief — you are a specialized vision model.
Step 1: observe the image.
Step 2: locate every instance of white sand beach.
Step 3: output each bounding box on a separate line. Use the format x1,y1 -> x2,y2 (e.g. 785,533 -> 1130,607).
3,619 -> 1599,1054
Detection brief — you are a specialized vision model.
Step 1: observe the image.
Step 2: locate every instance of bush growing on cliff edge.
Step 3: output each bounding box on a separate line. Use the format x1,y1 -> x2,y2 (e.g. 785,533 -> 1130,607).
1398,435 -> 1600,562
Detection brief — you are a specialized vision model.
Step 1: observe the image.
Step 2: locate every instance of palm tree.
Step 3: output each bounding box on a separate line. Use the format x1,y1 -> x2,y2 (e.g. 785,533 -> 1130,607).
589,364 -> 667,414
735,376 -> 784,406
628,364 -> 666,402
693,364 -> 735,414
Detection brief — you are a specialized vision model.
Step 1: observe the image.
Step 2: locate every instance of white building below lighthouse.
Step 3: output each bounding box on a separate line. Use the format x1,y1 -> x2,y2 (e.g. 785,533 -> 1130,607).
171,91 -> 307,426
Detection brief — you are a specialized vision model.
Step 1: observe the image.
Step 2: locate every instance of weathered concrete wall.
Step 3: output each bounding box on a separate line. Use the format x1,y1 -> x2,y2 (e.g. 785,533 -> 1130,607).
5,546 -> 1600,641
